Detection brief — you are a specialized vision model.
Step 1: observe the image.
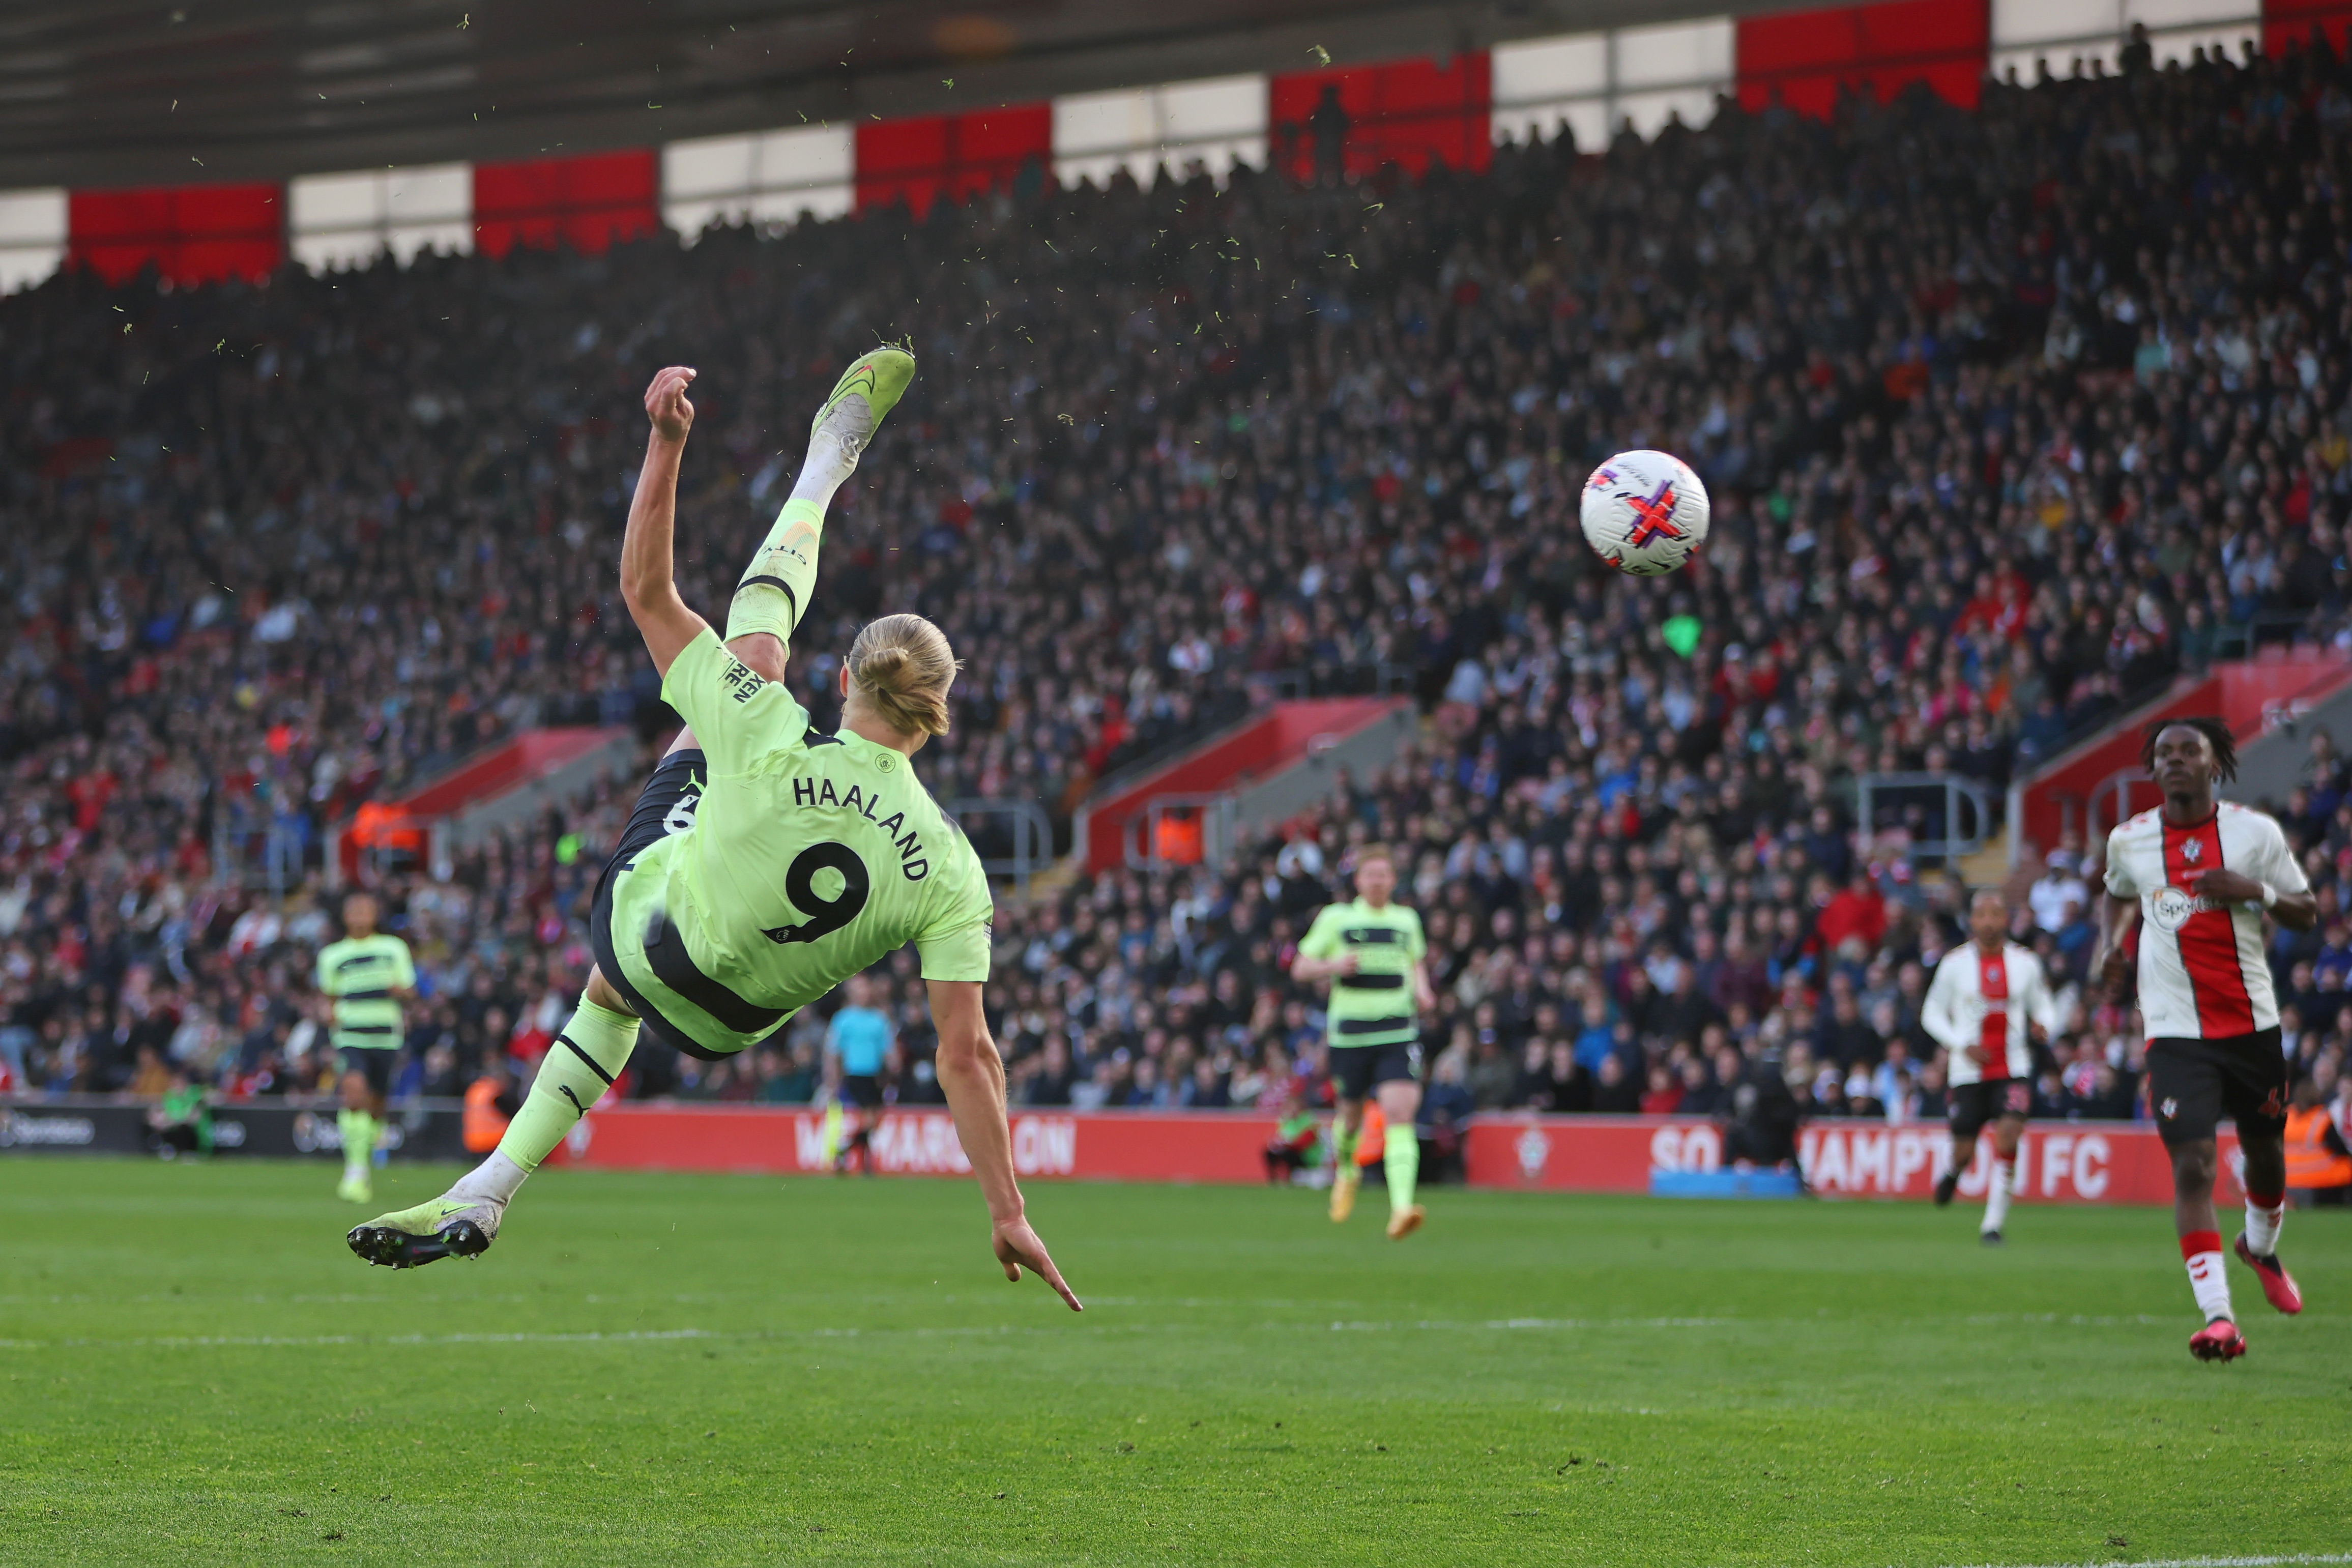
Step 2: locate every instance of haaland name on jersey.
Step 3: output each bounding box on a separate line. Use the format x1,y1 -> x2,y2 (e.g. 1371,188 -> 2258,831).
787,774 -> 932,881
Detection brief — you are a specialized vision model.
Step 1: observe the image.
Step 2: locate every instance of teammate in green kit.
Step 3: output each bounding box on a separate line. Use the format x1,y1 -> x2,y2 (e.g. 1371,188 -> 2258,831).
347,354 -> 1079,1312
1291,845 -> 1435,1238
315,893 -> 416,1203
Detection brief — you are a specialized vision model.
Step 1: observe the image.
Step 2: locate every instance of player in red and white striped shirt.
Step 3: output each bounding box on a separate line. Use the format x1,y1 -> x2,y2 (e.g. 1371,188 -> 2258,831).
1922,890 -> 2064,1244
2093,719 -> 2318,1362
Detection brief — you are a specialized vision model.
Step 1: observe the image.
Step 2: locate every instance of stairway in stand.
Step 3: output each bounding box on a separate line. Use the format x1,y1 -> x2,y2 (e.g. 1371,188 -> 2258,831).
1954,825 -> 2012,892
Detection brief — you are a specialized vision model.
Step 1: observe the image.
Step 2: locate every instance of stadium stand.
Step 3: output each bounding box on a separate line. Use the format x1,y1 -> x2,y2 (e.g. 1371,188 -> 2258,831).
6,39 -> 2352,1144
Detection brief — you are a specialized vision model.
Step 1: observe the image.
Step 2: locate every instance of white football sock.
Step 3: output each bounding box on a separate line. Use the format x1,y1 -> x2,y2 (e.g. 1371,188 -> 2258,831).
1981,1156 -> 2015,1234
448,1150 -> 529,1209
2184,1237 -> 2233,1322
789,395 -> 874,509
2243,1197 -> 2284,1257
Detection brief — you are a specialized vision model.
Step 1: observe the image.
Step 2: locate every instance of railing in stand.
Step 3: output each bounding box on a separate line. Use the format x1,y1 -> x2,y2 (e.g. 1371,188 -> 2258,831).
211,812 -> 314,895
941,798 -> 1054,893
1853,772 -> 1997,861
2088,766 -> 2164,842
2205,611 -> 2338,664
1124,792 -> 1241,872
1247,662 -> 1416,702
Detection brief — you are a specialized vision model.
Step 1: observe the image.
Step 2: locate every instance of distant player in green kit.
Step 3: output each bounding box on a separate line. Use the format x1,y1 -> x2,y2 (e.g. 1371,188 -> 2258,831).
348,354 -> 1080,1313
1291,846 -> 1434,1238
315,892 -> 416,1204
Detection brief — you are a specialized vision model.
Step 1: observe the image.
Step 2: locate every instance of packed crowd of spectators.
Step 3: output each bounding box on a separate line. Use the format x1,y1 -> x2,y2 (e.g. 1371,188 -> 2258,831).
6,36 -> 2352,1150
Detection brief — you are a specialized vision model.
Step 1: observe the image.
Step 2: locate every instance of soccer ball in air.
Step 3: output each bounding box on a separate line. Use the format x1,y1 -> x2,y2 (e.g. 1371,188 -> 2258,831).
1580,450 -> 1710,576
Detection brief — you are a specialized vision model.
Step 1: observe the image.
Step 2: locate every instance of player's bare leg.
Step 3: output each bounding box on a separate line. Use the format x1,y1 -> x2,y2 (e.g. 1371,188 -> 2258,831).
1978,1115 -> 2023,1245
2231,1130 -> 2302,1315
2169,1138 -> 2246,1359
1378,1077 -> 1426,1239
1328,1097 -> 1362,1222
1933,1129 -> 1974,1208
849,1105 -> 879,1175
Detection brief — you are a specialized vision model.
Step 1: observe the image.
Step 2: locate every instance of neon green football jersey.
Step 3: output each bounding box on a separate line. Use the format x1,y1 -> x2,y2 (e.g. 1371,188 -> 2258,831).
313,933 -> 415,1051
604,628 -> 992,1056
1295,897 -> 1426,1049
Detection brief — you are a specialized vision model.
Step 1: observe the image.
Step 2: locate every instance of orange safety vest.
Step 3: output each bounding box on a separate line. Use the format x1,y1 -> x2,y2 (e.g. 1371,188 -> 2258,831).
2284,1105 -> 2352,1191
352,801 -> 425,853
1355,1105 -> 1386,1167
463,1077 -> 512,1154
1153,812 -> 1204,865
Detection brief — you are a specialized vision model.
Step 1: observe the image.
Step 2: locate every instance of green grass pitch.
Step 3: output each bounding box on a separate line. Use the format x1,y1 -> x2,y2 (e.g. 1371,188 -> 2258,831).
2,1160 -> 2347,1566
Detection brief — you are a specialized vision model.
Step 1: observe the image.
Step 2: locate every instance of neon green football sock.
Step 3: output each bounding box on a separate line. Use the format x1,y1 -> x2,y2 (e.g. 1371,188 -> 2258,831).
1331,1122 -> 1357,1172
1384,1123 -> 1419,1213
724,498 -> 824,645
496,997 -> 641,1175
337,1110 -> 373,1179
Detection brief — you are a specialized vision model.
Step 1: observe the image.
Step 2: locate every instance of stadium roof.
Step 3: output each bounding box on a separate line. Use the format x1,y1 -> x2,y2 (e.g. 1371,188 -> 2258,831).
1,0 -> 1805,191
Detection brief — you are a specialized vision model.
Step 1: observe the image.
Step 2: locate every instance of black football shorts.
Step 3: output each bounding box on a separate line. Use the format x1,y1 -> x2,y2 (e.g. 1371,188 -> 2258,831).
1947,1078 -> 2032,1143
1328,1039 -> 1421,1100
2146,1027 -> 2288,1145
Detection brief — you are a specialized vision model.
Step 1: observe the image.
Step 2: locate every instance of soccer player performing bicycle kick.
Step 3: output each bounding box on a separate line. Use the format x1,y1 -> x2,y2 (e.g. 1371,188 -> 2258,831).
349,355 -> 1081,1314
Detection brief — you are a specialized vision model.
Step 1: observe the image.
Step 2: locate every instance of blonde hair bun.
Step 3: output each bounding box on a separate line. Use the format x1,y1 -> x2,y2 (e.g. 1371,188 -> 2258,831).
847,614 -> 958,736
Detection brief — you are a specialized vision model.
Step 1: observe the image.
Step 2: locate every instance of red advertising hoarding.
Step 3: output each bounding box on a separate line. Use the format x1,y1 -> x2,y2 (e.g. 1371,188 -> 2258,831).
1268,54 -> 1494,181
554,1104 -> 1275,1183
1735,0 -> 1988,117
474,151 -> 659,259
554,1106 -> 2228,1206
854,104 -> 1053,216
1465,1115 -> 2240,1207
70,182 -> 285,286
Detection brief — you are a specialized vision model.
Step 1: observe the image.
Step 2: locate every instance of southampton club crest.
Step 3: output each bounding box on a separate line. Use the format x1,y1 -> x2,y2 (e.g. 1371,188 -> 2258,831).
2181,837 -> 2202,863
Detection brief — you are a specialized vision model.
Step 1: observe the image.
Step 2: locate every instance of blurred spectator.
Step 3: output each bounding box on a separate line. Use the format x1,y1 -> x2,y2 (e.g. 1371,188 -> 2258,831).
8,47 -> 2352,1147
2028,851 -> 2090,936
463,1060 -> 521,1154
1264,1090 -> 1321,1183
1416,1048 -> 1474,1177
144,1063 -> 212,1157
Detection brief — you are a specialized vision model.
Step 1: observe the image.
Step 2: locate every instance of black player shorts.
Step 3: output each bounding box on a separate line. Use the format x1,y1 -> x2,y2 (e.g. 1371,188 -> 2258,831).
2147,1027 -> 2289,1145
841,1072 -> 885,1110
1328,1038 -> 1421,1100
1947,1079 -> 2031,1143
588,749 -> 739,1063
339,1044 -> 396,1097
607,748 -> 708,870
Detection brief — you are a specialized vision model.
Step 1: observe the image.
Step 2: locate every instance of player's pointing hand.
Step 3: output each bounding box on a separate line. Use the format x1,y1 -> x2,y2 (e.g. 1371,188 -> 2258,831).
646,365 -> 696,444
993,1216 -> 1083,1312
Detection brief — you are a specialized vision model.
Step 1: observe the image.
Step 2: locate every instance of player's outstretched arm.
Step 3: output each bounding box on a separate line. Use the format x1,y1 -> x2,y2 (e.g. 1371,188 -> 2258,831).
620,366 -> 713,679
2091,893 -> 2139,993
2272,887 -> 2320,932
927,978 -> 1082,1312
